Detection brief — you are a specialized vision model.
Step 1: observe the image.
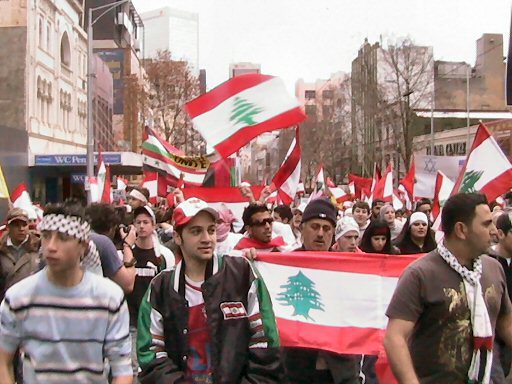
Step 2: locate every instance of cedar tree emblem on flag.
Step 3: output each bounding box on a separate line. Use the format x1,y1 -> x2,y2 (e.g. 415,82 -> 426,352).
186,73 -> 306,158
277,271 -> 324,321
230,97 -> 263,126
460,170 -> 483,193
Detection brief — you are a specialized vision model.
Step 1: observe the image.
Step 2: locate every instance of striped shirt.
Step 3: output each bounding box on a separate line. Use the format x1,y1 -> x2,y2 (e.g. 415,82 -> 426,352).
0,268 -> 131,383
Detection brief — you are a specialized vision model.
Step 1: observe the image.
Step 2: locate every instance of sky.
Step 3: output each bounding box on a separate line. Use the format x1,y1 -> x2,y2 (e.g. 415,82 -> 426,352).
131,0 -> 511,93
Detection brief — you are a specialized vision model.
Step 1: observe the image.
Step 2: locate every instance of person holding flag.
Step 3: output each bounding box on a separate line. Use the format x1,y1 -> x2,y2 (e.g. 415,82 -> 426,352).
284,198 -> 360,384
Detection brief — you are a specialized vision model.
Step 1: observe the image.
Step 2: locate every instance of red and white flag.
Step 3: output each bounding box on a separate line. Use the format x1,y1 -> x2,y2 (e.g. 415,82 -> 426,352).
348,182 -> 355,197
272,129 -> 301,205
94,154 -> 107,204
307,166 -> 325,202
142,171 -> 159,205
399,158 -> 415,202
296,181 -> 305,197
370,165 -> 393,203
117,177 -> 128,191
186,74 -> 306,158
11,183 -> 32,209
451,123 -> 512,202
370,163 -> 382,192
142,126 -> 209,187
432,171 -> 455,221
254,251 -> 418,355
101,165 -> 112,204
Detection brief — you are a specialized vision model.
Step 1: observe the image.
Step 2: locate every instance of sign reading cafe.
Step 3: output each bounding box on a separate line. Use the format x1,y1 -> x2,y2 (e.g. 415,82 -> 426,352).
426,142 -> 467,156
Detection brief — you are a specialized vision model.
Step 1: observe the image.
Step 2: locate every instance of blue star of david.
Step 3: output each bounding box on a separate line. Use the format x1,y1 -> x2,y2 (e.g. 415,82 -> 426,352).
424,158 -> 436,174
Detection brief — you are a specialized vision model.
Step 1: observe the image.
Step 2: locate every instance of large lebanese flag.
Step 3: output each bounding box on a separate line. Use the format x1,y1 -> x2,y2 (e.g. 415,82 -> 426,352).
451,123 -> 512,201
186,74 -> 306,158
272,129 -> 301,205
431,171 -> 455,221
255,252 -> 419,355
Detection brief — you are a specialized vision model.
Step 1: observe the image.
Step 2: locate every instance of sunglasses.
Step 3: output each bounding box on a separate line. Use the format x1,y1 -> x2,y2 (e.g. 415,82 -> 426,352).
251,218 -> 274,227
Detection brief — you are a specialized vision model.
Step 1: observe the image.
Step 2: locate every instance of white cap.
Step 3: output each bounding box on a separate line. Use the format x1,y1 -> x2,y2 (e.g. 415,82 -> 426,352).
335,217 -> 360,241
409,212 -> 429,226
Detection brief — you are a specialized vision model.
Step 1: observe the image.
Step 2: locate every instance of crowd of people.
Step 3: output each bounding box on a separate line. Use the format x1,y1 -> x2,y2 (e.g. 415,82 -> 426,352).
0,185 -> 511,384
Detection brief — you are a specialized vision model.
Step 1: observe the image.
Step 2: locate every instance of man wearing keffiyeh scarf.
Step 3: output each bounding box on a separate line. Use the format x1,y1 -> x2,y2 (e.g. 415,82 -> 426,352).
385,193 -> 512,384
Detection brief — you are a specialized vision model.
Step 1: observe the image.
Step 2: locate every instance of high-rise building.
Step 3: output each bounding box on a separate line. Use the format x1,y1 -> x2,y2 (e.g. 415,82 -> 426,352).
229,62 -> 261,78
141,7 -> 199,73
86,0 -> 145,153
294,72 -> 350,185
351,39 -> 434,177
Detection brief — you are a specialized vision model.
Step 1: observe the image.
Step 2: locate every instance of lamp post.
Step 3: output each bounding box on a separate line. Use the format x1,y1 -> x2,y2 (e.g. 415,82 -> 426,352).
86,0 -> 131,204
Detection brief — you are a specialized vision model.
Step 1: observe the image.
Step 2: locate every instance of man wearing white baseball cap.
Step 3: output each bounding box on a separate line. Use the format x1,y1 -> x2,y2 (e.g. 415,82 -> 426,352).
137,198 -> 283,383
334,216 -> 361,253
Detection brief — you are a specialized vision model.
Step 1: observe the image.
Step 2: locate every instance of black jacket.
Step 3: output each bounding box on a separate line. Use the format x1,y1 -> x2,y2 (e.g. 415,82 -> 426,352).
137,254 -> 284,383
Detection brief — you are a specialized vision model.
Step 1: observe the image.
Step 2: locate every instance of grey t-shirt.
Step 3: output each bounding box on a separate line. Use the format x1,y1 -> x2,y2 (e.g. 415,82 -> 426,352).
386,251 -> 512,383
90,233 -> 122,278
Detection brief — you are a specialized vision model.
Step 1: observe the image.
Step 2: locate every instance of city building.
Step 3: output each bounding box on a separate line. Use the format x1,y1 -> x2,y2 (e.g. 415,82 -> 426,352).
351,34 -> 511,178
293,72 -> 350,186
93,54 -> 114,151
229,62 -> 261,78
141,7 -> 199,74
351,39 -> 434,177
86,0 -> 145,153
0,0 -> 91,209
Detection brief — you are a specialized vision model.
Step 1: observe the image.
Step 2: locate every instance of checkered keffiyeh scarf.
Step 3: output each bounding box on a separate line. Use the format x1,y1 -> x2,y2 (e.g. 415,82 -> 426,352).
38,214 -> 102,275
437,243 -> 493,384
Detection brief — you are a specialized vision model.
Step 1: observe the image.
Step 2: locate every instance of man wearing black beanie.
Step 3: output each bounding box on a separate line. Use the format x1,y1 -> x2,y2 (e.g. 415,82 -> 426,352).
283,198 -> 360,384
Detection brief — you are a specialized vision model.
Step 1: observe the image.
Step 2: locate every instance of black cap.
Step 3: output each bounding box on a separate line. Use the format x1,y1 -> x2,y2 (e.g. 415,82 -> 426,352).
301,198 -> 337,226
496,212 -> 512,233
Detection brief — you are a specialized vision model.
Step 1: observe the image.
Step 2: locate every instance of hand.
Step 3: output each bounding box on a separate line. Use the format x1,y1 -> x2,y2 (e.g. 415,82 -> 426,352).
120,225 -> 137,247
243,248 -> 257,261
258,185 -> 273,202
173,188 -> 185,204
240,186 -> 256,202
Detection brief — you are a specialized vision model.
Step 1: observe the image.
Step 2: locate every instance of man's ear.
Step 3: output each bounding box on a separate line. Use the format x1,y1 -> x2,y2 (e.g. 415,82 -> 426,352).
453,221 -> 468,240
174,231 -> 182,246
497,228 -> 506,241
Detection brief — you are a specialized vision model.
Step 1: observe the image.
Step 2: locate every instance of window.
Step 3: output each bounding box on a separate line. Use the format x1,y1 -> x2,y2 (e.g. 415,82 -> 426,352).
38,17 -> 44,49
305,90 -> 316,99
60,32 -> 71,67
46,22 -> 51,54
37,77 -> 52,124
305,104 -> 317,116
322,90 -> 334,99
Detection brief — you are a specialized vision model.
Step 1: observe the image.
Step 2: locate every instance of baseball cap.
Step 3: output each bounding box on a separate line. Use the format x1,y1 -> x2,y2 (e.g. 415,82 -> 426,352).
335,217 -> 360,241
496,211 -> 512,233
133,206 -> 156,223
172,198 -> 219,229
6,208 -> 29,225
301,198 -> 337,226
